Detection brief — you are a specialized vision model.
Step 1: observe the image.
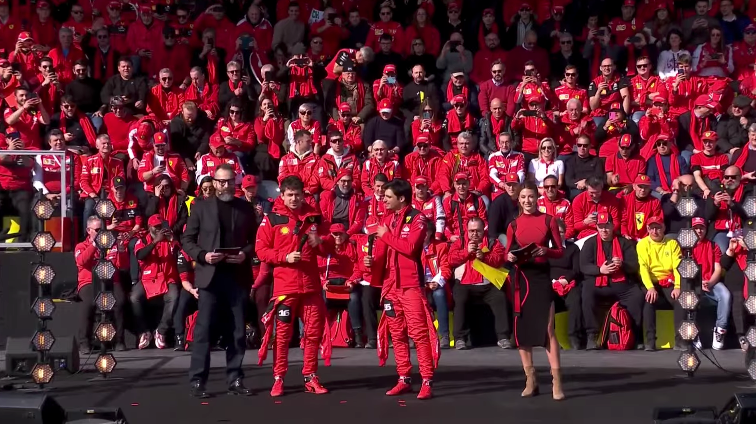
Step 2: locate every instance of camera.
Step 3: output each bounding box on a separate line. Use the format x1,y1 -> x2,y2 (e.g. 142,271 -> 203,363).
524,69 -> 536,77
448,40 -> 460,50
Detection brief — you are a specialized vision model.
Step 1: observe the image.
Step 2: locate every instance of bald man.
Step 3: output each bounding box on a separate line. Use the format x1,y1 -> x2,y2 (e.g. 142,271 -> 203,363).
361,140 -> 401,197
480,98 -> 509,156
706,166 -> 750,254
662,174 -> 704,237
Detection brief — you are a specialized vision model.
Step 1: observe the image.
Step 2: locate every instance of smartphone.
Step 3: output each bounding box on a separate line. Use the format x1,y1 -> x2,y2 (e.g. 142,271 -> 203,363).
598,29 -> 606,37
263,70 -> 272,81
521,110 -> 537,117
326,12 -> 336,22
609,112 -> 619,121
214,247 -> 242,255
159,159 -> 165,167
422,111 -> 431,120
241,35 -> 252,50
27,92 -> 38,99
629,35 -> 641,43
448,40 -> 460,50
592,212 -> 598,218
524,69 -> 536,77
733,229 -> 744,239
294,58 -> 309,66
6,131 -> 20,140
387,76 -> 396,84
207,37 -> 214,46
710,53 -> 722,60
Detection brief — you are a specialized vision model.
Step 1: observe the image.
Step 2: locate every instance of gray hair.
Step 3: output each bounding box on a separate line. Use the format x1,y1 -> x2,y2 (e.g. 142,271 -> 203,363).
749,123 -> 756,132
359,46 -> 374,63
457,131 -> 475,144
226,60 -> 241,70
566,98 -> 582,109
59,27 -> 74,37
372,139 -> 387,149
159,68 -> 173,76
96,134 -> 110,143
87,215 -> 102,228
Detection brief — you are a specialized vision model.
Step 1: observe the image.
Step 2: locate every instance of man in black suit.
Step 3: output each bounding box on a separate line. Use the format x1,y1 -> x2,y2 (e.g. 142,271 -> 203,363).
181,163 -> 257,398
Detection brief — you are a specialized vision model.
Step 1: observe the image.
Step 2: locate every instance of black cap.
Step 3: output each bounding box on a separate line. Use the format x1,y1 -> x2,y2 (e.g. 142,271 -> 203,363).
112,176 -> 126,189
734,95 -> 752,109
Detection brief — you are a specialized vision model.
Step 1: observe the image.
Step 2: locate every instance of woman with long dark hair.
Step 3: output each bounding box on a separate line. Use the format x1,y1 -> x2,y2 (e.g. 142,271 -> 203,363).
692,26 -> 734,77
505,181 -> 564,400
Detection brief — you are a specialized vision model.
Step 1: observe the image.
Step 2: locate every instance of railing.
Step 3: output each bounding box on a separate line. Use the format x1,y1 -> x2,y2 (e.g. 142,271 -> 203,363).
0,150 -> 72,249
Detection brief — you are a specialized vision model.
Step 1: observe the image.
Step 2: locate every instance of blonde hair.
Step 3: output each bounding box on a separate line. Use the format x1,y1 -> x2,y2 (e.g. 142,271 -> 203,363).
538,137 -> 556,160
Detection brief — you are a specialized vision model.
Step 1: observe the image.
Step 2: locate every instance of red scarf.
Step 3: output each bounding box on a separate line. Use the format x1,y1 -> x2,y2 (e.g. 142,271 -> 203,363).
289,65 -> 318,99
335,78 -> 365,113
689,113 -> 711,151
733,146 -> 755,170
158,194 -> 180,228
692,240 -> 716,283
655,153 -> 681,191
206,51 -> 219,85
92,47 -> 116,82
228,80 -> 242,94
59,110 -> 97,147
491,115 -> 506,139
446,80 -> 469,104
717,183 -> 746,231
595,237 -> 625,287
591,43 -> 603,80
447,111 -> 474,135
699,43 -> 730,74
477,24 -> 500,52
262,81 -> 281,107
733,244 -> 751,297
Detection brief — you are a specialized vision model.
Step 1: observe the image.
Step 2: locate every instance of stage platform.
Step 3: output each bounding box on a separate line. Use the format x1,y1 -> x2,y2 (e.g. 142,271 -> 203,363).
0,347 -> 752,424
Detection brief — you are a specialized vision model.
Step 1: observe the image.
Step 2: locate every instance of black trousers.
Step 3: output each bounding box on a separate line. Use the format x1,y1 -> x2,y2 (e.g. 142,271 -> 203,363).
0,189 -> 31,242
643,285 -> 685,344
173,288 -> 198,336
452,283 -> 511,342
130,282 -> 179,335
554,285 -> 584,338
582,282 -> 644,336
77,283 -> 126,345
359,285 -> 381,342
188,278 -> 247,385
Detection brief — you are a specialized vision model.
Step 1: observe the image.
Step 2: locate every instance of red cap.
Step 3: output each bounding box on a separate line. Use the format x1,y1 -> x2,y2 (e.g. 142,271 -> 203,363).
37,0 -> 50,8
505,173 -> 519,183
413,175 -> 429,186
656,2 -> 667,11
378,98 -> 392,113
652,95 -> 668,104
610,102 -> 622,111
383,64 -> 396,74
414,134 -> 430,146
338,102 -> 352,113
329,223 -> 347,234
482,8 -> 494,15
108,0 -> 121,8
702,130 -> 718,141
137,122 -> 154,141
335,168 -> 352,182
694,94 -> 716,109
747,23 -> 756,32
596,212 -> 613,225
454,172 -> 469,182
153,132 -> 167,145
634,174 -> 651,185
619,134 -> 633,148
646,215 -> 664,226
520,2 -> 531,9
692,217 -> 706,227
448,1 -> 460,11
139,4 -> 153,13
18,32 -> 33,42
552,6 -> 564,13
147,214 -> 164,228
0,58 -> 10,67
623,0 -> 635,6
451,95 -> 466,105
209,134 -> 226,149
242,174 -> 257,189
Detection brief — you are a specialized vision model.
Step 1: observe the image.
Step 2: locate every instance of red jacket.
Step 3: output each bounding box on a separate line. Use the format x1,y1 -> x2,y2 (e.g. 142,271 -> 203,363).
557,115 -> 596,156
371,206 -> 427,295
438,151 -> 490,195
147,85 -> 185,121
126,20 -> 165,55
606,153 -> 647,187
413,195 -> 446,240
316,148 -> 361,193
327,118 -> 363,153
553,84 -> 589,113
537,195 -> 575,239
79,154 -> 126,198
447,237 -> 505,285
195,151 -> 243,195
361,157 -> 401,198
48,46 -> 85,85
620,194 -> 662,240
137,151 -> 189,193
443,192 -> 488,239
319,189 -> 367,236
372,80 -> 404,111
403,149 -> 444,194
630,74 -> 667,113
0,17 -> 22,54
588,74 -> 627,117
214,118 -> 256,153
254,116 -> 285,159
183,83 -> 220,117
148,43 -> 192,81
666,76 -> 708,118
422,240 -> 452,284
278,150 -> 320,196
237,17 -> 273,52
411,118 -> 445,149
0,138 -> 34,191
404,24 -> 440,56
365,194 -> 387,231
349,234 -> 378,286
318,240 -> 357,284
571,190 -> 622,239
255,199 -> 333,296
488,150 -> 526,198
638,114 -> 679,146
134,235 -> 180,299
75,238 -> 122,291
733,40 -> 756,80
33,152 -> 82,195
310,19 -> 348,58
471,48 -> 508,86
8,49 -> 42,82
510,113 -> 555,156
365,21 -> 404,55
101,113 -> 137,153
108,191 -> 143,232
477,80 -> 516,116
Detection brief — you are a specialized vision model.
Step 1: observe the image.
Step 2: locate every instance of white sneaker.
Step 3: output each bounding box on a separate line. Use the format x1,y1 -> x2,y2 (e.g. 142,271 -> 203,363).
712,327 -> 726,350
138,332 -> 152,349
155,331 -> 166,349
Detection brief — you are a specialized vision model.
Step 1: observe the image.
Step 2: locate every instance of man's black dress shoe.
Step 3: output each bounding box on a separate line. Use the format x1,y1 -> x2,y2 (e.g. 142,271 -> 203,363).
190,380 -> 210,398
227,379 -> 253,396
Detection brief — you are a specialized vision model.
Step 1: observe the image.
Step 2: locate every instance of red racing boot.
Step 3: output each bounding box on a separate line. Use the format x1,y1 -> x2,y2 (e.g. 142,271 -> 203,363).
304,374 -> 329,394
386,377 -> 412,396
270,376 -> 284,397
417,380 -> 433,400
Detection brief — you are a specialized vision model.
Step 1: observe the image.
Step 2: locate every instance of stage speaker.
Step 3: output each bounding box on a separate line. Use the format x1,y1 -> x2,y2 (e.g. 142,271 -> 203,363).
652,406 -> 718,423
0,392 -> 67,423
66,407 -> 129,423
4,336 -> 79,377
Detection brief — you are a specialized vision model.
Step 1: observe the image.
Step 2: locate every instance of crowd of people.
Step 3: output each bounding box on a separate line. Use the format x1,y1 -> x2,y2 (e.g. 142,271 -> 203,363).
3,0 -> 756,399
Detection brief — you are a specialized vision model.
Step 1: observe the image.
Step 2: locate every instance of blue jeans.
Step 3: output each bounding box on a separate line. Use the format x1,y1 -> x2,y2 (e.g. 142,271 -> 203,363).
82,197 -> 96,226
593,116 -> 607,129
428,288 -> 449,336
712,231 -> 730,257
702,283 -> 732,329
680,150 -> 693,167
348,286 -> 363,330
87,113 -> 104,132
631,111 -> 644,124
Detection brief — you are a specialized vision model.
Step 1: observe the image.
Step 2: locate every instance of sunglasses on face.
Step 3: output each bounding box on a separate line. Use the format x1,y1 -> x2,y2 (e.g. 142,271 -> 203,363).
520,7 -> 531,12
312,40 -> 322,44
299,110 -> 312,116
541,146 -> 554,150
228,70 -> 240,74
61,104 -> 74,109
492,69 -> 503,74
71,10 -> 83,14
723,175 -> 738,180
417,143 -> 429,148
528,103 -> 539,107
412,42 -> 422,46
229,109 -> 241,115
655,140 -> 668,147
161,77 -> 172,82
577,143 -> 590,148
330,138 -> 344,144
561,40 -> 572,45
544,185 -> 558,189
97,35 -> 108,39
636,64 -> 649,69
746,30 -> 756,35
380,12 -> 391,16
453,104 -> 465,108
449,9 -> 459,14
177,14 -> 188,19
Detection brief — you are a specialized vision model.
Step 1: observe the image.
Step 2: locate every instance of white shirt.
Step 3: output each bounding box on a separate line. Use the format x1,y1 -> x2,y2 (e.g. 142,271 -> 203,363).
528,158 -> 564,187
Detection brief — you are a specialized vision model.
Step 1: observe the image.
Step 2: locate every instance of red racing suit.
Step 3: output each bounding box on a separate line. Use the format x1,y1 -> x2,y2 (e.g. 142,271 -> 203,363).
372,206 -> 439,381
255,199 -> 333,377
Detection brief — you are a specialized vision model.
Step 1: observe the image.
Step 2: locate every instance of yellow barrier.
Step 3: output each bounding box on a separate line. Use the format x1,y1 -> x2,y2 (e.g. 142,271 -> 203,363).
2,216 -> 20,243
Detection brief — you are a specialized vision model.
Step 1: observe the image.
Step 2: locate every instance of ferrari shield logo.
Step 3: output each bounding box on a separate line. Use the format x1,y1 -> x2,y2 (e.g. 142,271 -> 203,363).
635,212 -> 645,231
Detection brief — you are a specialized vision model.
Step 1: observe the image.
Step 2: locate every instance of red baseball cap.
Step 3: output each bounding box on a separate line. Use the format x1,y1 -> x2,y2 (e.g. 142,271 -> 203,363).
652,95 -> 668,104
18,32 -> 33,42
646,215 -> 664,227
552,6 -> 564,13
520,2 -> 531,10
336,168 -> 352,182
619,134 -> 633,148
451,95 -> 466,105
242,174 -> 257,189
139,4 -> 153,13
702,130 -> 718,141
505,173 -> 519,183
383,64 -> 396,74
610,102 -> 622,111
634,174 -> 651,185
147,214 -> 164,228
338,102 -> 352,113
448,1 -> 460,11
37,0 -> 50,8
412,175 -> 429,186
747,23 -> 756,32
694,94 -> 716,109
137,122 -> 154,140
483,8 -> 494,15
692,217 -> 706,227
378,98 -> 392,113
108,0 -> 121,9
596,212 -> 613,225
209,134 -> 226,149
0,58 -> 10,67
330,223 -> 347,234
454,172 -> 469,182
414,134 -> 430,146
153,132 -> 167,145
623,0 -> 635,6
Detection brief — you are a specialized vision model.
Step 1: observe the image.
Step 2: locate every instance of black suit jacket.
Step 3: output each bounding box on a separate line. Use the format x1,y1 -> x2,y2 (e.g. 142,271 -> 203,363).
181,196 -> 257,289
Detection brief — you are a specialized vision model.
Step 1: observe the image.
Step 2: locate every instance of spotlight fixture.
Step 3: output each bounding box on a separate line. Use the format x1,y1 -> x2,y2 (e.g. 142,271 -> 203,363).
678,351 -> 701,374
676,197 -> 698,218
31,297 -> 55,319
95,292 -> 117,311
95,323 -> 116,343
94,198 -> 116,220
746,295 -> 756,315
677,258 -> 700,280
94,230 -> 116,251
30,363 -> 54,385
32,197 -> 55,221
678,320 -> 699,341
32,231 -> 56,253
31,330 -> 55,352
93,259 -> 116,281
95,353 -> 117,375
745,230 -> 756,251
743,195 -> 756,218
32,264 -> 56,285
676,228 -> 699,249
747,326 -> 756,348
678,290 -> 699,310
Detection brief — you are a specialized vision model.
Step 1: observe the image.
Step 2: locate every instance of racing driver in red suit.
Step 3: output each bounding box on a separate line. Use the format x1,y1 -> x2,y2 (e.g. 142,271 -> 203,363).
365,178 -> 440,400
255,175 -> 333,397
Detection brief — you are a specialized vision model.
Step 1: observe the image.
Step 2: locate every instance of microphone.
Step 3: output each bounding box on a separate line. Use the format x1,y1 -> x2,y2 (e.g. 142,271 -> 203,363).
297,234 -> 308,252
367,234 -> 376,256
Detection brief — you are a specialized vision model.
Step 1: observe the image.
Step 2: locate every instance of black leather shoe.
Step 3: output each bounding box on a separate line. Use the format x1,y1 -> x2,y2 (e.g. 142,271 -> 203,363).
190,381 -> 210,398
227,379 -> 253,396
174,335 -> 186,351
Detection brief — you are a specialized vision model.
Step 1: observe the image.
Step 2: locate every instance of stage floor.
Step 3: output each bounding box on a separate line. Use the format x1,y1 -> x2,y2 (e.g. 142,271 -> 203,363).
0,347 -> 753,424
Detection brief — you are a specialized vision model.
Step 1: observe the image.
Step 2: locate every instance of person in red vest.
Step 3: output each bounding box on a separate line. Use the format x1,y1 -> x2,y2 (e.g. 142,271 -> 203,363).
691,131 -> 729,197
666,53 -> 709,118
619,174 -> 663,240
438,133 -> 491,197
132,214 -> 181,349
75,215 -> 127,352
8,32 -> 42,82
629,56 -> 668,122
553,65 -> 589,116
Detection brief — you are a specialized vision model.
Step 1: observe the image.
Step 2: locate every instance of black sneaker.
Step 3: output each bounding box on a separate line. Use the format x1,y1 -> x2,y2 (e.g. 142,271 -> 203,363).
569,336 -> 584,350
497,338 -> 513,349
455,340 -> 469,350
365,339 -> 377,349
174,334 -> 186,351
354,330 -> 365,348
439,334 -> 450,349
585,335 -> 599,350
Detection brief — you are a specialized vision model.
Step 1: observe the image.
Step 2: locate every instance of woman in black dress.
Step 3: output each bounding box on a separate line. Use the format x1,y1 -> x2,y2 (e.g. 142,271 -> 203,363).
505,182 -> 565,400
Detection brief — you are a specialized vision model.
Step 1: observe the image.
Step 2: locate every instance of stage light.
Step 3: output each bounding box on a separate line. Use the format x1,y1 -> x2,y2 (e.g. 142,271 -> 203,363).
31,330 -> 55,352
746,295 -> 756,315
32,197 -> 55,221
95,323 -> 116,343
93,259 -> 116,281
32,231 -> 56,253
94,230 -> 116,251
745,262 -> 756,282
95,353 -> 117,374
677,258 -> 700,279
31,363 -> 54,385
743,196 -> 756,218
678,320 -> 699,341
676,197 -> 698,218
748,359 -> 756,380
745,230 -> 756,251
31,297 -> 55,319
676,228 -> 698,249
678,351 -> 700,373
94,198 -> 116,220
747,327 -> 756,348
32,264 -> 55,285
95,292 -> 116,311
678,290 -> 699,310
